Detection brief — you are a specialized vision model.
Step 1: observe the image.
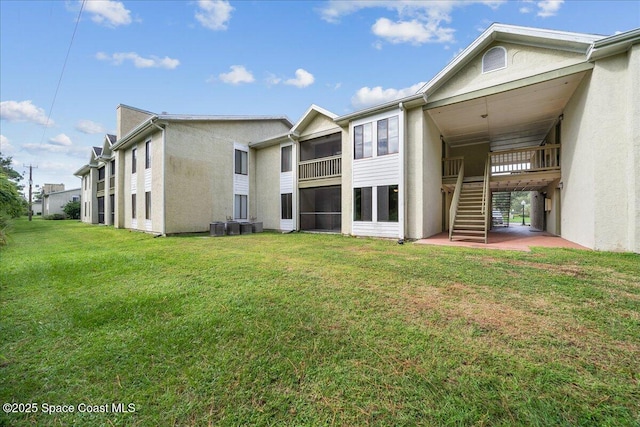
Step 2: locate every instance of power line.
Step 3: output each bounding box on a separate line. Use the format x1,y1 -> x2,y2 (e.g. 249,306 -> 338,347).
39,0 -> 86,143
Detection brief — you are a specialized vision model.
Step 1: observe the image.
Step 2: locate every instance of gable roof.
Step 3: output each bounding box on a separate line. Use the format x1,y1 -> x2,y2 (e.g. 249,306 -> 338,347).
417,23 -> 604,97
587,27 -> 640,61
112,112 -> 293,151
290,104 -> 337,136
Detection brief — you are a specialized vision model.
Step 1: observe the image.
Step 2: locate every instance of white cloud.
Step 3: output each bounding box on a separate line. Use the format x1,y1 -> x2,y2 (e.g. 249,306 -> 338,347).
265,73 -> 282,86
0,134 -> 16,155
537,0 -> 563,17
195,0 -> 233,30
23,143 -> 87,157
284,69 -> 315,88
372,18 -> 455,44
218,65 -> 255,85
318,1 -> 506,45
75,119 -> 106,134
49,134 -> 72,147
84,0 -> 132,27
0,100 -> 53,126
96,52 -> 180,69
351,81 -> 426,109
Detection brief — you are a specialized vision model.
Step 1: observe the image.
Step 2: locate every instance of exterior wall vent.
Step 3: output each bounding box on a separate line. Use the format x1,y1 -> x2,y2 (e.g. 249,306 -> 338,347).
482,46 -> 507,73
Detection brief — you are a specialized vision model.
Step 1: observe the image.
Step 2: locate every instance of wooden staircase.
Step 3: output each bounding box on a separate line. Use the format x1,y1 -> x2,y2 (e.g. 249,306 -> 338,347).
450,184 -> 487,242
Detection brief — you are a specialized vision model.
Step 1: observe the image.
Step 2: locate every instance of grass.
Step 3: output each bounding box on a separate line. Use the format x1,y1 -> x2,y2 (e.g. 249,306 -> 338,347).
1,218 -> 639,426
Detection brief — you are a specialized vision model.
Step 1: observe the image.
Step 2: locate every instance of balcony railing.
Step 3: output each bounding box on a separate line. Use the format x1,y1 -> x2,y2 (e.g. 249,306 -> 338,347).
109,176 -> 115,190
299,155 -> 341,181
442,156 -> 464,179
490,144 -> 560,176
97,180 -> 105,192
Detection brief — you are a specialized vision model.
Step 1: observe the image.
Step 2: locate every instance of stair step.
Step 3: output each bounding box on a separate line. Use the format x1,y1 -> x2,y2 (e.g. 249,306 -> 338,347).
452,229 -> 485,235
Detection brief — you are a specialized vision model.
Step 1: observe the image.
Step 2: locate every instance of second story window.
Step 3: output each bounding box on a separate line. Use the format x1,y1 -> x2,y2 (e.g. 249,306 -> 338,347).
377,116 -> 399,156
235,149 -> 248,175
281,146 -> 292,172
145,141 -> 151,169
354,123 -> 372,159
98,166 -> 105,181
132,148 -> 137,174
110,160 -> 115,176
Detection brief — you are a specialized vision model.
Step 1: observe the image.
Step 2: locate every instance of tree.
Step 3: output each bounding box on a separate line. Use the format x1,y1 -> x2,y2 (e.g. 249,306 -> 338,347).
63,200 -> 81,220
1,155 -> 27,246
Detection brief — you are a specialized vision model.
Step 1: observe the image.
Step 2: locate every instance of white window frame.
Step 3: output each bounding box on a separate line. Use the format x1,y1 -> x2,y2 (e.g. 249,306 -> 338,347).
482,46 -> 507,74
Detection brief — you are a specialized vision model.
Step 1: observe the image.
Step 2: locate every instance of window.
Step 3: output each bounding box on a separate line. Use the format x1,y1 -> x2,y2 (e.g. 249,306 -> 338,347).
281,146 -> 292,172
300,133 -> 341,161
98,166 -> 105,180
281,193 -> 292,219
145,140 -> 151,169
145,191 -> 151,220
110,160 -> 115,176
72,196 -> 80,202
84,176 -> 87,190
234,194 -> 247,220
235,149 -> 248,175
377,185 -> 399,222
354,187 -> 372,221
84,202 -> 87,216
377,116 -> 399,156
132,148 -> 137,174
354,123 -> 372,159
131,194 -> 136,219
482,46 -> 506,73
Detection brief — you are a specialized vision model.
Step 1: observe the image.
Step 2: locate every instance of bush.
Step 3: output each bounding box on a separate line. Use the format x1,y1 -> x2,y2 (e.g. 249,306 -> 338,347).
63,200 -> 81,220
44,214 -> 67,220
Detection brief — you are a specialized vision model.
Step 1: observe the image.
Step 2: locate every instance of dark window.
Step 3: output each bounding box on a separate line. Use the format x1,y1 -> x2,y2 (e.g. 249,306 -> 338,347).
235,149 -> 248,175
110,160 -> 115,176
97,196 -> 105,224
84,201 -> 87,216
377,116 -> 399,156
354,187 -> 372,221
109,194 -> 114,224
299,186 -> 341,231
145,141 -> 151,169
145,191 -> 151,220
98,166 -> 105,180
354,123 -> 372,159
132,148 -> 137,174
234,194 -> 247,219
281,146 -> 292,172
132,194 -> 136,219
281,193 -> 292,219
299,133 -> 341,161
377,185 -> 399,222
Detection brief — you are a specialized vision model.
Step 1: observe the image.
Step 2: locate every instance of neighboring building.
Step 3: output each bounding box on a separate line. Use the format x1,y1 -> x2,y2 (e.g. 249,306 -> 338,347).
42,188 -> 81,217
31,200 -> 42,216
75,25 -> 640,252
42,183 -> 65,194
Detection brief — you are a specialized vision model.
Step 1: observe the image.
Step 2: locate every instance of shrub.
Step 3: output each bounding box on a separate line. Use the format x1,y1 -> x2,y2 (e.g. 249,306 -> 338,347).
63,200 -> 81,220
44,213 -> 67,220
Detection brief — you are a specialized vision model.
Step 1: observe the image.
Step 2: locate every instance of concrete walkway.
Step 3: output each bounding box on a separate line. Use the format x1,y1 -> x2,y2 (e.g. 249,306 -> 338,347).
416,225 -> 589,252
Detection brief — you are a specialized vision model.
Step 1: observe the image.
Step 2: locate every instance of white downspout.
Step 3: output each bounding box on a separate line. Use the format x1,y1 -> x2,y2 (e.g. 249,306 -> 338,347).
152,121 -> 166,236
399,102 -> 406,242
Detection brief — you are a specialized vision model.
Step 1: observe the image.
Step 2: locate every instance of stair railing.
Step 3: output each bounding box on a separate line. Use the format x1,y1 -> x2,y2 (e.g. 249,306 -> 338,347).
481,155 -> 491,243
449,161 -> 465,240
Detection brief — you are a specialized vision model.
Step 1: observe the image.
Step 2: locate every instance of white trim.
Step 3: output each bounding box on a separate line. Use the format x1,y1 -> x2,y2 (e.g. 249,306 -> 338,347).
482,46 -> 507,74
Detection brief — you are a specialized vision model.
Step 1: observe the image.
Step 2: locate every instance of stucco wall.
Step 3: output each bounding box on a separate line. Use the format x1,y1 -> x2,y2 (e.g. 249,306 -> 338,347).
423,112 -> 445,238
450,142 -> 489,178
116,105 -> 153,139
560,71 -> 596,249
163,120 -> 290,234
254,144 -> 280,230
405,107 -> 424,239
431,42 -> 586,102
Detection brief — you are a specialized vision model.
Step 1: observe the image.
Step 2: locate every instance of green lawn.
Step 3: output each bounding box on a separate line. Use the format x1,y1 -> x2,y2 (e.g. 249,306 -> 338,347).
1,219 -> 639,426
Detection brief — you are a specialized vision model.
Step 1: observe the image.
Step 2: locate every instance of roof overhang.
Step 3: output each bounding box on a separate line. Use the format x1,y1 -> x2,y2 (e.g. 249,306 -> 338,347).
249,132 -> 291,149
334,93 -> 426,126
587,27 -> 640,61
73,164 -> 91,177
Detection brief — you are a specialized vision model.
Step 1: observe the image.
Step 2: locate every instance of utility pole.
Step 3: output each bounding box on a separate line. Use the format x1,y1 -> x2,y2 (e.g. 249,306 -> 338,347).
24,164 -> 38,221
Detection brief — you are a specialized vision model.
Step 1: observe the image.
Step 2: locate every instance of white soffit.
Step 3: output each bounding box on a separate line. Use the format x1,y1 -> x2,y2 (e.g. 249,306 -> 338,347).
428,72 -> 586,150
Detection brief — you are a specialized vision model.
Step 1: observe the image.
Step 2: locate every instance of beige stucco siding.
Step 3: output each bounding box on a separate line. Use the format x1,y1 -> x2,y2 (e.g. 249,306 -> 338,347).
422,112 -> 445,238
163,120 -> 291,234
404,107 -> 424,239
116,105 -> 153,139
299,114 -> 338,138
450,142 -> 489,178
431,42 -> 586,103
254,144 -> 281,230
630,44 -> 640,253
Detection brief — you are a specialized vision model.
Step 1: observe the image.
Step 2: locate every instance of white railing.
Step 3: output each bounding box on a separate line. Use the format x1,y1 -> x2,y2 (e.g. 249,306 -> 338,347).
299,155 -> 341,181
482,156 -> 490,243
490,144 -> 560,175
449,162 -> 465,241
442,156 -> 464,179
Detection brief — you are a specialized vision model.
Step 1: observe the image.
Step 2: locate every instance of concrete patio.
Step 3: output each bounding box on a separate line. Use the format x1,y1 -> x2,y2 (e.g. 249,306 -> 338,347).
416,225 -> 589,252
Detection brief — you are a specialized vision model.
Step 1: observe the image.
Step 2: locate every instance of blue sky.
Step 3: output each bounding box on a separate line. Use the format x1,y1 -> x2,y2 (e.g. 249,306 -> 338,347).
1,0 -> 638,191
